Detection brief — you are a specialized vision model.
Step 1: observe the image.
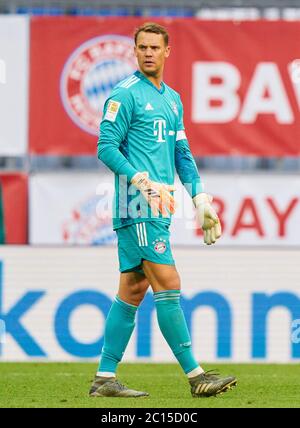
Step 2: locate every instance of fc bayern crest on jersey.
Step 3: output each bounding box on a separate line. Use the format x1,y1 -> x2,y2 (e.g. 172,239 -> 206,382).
171,101 -> 179,116
153,238 -> 167,254
60,35 -> 137,136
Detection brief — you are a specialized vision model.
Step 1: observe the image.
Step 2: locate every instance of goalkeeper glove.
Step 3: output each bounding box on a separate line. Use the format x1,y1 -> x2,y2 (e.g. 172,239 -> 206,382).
131,171 -> 176,217
193,193 -> 222,245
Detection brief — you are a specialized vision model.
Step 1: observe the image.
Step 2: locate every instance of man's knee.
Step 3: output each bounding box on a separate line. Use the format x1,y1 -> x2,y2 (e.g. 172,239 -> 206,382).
157,269 -> 181,292
119,274 -> 149,306
142,261 -> 181,292
160,275 -> 181,291
129,279 -> 149,305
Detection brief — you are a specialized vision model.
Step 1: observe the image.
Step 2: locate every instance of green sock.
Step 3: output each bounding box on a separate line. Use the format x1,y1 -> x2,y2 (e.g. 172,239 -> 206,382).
154,290 -> 199,374
98,295 -> 137,374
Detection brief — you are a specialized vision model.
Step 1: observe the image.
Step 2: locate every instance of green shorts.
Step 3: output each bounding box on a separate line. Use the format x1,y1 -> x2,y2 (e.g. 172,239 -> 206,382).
116,221 -> 175,273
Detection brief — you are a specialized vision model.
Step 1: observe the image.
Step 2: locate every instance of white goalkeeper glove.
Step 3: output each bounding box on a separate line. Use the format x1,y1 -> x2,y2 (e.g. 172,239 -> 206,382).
131,171 -> 176,217
193,193 -> 222,245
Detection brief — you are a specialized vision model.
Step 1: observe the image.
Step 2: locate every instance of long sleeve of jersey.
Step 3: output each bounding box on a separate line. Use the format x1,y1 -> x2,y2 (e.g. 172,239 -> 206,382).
98,88 -> 138,182
175,99 -> 204,198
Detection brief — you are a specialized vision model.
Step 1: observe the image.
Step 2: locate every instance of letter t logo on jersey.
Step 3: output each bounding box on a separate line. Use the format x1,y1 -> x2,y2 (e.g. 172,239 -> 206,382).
154,119 -> 166,142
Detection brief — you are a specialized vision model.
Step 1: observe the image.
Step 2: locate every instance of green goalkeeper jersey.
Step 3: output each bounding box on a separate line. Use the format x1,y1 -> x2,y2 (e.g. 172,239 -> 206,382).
98,70 -> 202,230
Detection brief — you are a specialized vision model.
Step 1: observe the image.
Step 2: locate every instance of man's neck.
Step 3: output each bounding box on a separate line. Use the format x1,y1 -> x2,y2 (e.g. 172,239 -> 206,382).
139,70 -> 163,90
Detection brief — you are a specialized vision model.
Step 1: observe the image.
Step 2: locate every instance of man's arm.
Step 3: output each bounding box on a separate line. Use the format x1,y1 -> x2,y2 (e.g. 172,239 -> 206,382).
175,98 -> 221,244
98,88 -> 138,181
175,98 -> 203,197
98,86 -> 175,216
175,133 -> 203,198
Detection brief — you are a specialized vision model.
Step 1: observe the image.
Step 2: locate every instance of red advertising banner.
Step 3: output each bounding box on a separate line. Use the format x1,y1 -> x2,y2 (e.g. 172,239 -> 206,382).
177,20 -> 300,157
0,174 -> 28,244
30,18 -> 300,156
29,17 -> 178,155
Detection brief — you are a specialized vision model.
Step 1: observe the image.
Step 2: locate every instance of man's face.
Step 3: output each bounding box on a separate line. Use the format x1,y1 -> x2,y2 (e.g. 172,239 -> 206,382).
134,31 -> 170,77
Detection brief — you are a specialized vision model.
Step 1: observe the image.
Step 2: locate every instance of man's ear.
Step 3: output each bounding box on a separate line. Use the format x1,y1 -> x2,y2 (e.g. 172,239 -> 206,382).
165,45 -> 171,58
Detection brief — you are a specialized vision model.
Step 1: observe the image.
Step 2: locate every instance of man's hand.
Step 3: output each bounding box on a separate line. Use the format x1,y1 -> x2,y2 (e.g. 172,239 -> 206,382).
131,172 -> 176,217
193,193 -> 222,245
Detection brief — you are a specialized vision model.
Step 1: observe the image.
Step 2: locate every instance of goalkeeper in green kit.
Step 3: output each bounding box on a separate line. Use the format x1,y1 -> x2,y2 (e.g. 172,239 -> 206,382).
90,22 -> 237,398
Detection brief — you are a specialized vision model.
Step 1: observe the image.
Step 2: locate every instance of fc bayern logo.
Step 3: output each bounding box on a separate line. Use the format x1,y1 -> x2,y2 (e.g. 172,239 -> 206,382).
60,35 -> 137,136
154,241 -> 167,254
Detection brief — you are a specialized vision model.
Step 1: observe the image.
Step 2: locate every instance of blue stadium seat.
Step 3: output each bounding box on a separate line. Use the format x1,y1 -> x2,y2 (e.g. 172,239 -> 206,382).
67,7 -> 130,16
146,8 -> 194,17
16,7 -> 64,15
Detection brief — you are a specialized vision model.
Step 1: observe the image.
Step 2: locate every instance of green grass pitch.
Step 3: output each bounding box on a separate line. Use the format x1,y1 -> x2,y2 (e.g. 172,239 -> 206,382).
0,363 -> 300,408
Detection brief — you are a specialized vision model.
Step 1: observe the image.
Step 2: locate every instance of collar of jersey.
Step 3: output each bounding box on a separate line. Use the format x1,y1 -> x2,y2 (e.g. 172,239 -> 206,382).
134,70 -> 165,94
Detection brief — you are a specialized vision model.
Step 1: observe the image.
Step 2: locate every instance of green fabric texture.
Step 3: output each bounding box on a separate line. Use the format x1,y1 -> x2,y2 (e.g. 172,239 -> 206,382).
154,290 -> 199,374
98,70 -> 203,230
117,221 -> 174,273
98,295 -> 137,374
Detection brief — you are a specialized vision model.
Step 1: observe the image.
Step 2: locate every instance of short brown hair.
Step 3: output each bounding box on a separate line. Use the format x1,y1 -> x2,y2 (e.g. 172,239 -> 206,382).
134,22 -> 169,46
